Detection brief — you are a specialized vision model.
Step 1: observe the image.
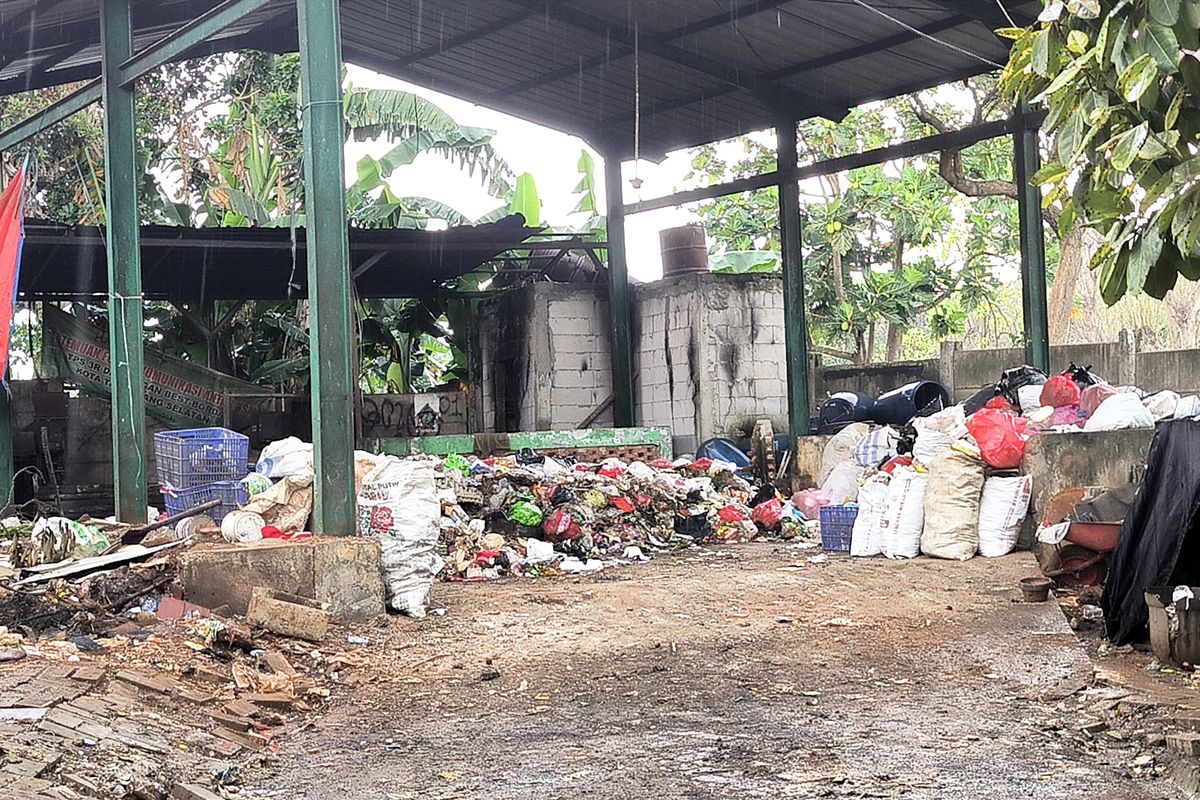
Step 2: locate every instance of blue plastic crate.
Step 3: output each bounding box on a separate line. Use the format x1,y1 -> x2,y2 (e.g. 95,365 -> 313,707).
211,480 -> 249,520
819,505 -> 858,552
154,428 -> 249,490
162,484 -> 217,520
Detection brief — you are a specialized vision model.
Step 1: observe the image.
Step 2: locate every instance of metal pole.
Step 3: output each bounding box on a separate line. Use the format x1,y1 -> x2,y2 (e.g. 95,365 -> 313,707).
1014,103 -> 1050,373
100,0 -> 147,524
298,0 -> 355,534
603,153 -> 635,428
778,118 -> 811,437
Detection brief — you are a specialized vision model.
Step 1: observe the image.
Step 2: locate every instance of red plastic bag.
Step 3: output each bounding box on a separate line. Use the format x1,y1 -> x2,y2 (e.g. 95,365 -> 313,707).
1041,375 -> 1081,408
542,509 -> 582,542
717,505 -> 746,523
965,408 -> 1030,469
985,396 -> 1017,413
610,496 -> 635,513
879,455 -> 913,475
750,498 -> 784,531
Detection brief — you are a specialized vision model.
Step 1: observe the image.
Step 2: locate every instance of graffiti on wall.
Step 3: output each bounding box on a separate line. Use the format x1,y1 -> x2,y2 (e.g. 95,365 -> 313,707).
360,392 -> 467,438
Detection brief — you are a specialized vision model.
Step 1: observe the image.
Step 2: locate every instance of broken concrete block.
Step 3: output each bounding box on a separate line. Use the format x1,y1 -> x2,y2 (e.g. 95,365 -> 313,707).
172,783 -> 225,800
181,537 -> 384,620
311,536 -> 386,620
1168,733 -> 1200,757
245,586 -> 329,642
115,670 -> 174,695
262,651 -> 298,677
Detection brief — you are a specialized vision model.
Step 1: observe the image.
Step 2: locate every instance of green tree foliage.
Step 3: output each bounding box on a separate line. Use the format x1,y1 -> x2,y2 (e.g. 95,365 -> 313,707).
691,96 -> 1015,363
1000,0 -> 1200,303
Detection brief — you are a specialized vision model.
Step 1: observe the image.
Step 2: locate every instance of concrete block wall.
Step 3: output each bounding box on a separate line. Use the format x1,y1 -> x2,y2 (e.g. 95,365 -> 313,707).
475,283 -> 611,432
633,288 -> 699,446
475,274 -> 790,447
633,273 -> 789,453
544,288 -> 613,430
475,288 -> 536,433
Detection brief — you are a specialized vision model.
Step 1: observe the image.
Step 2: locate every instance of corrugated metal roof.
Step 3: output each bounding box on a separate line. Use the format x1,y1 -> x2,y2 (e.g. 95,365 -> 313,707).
18,215 -> 540,301
0,0 -> 1040,158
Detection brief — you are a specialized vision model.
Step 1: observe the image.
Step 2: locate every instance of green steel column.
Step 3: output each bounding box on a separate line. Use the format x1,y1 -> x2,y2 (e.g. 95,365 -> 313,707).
778,118 -> 811,437
100,0 -> 147,524
1014,106 -> 1050,373
604,154 -> 635,427
298,0 -> 355,534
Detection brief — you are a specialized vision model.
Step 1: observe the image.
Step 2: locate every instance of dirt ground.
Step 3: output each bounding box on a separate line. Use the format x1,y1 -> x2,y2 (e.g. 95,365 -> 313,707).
243,544 -> 1179,799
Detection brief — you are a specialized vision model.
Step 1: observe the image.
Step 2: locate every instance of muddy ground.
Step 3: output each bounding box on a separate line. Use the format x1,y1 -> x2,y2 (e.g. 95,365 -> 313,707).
245,544 -> 1180,799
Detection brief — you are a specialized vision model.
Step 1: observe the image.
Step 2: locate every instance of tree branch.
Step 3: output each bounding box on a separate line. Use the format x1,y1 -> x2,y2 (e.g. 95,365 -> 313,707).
910,95 -> 1061,229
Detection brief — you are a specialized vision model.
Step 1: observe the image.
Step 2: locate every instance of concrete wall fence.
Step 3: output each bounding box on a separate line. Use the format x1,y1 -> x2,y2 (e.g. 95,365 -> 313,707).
474,275 -> 1200,448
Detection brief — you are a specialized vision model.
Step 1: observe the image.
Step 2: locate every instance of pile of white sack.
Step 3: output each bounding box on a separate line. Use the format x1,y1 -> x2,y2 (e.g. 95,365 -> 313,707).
815,407 -> 1032,562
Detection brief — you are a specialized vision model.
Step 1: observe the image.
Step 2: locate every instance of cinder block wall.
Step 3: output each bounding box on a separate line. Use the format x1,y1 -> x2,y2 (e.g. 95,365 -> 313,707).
474,274 -> 790,446
632,273 -> 789,453
475,283 -> 612,432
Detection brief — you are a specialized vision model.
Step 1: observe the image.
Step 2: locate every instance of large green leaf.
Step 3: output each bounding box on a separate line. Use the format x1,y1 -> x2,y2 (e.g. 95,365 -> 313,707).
1109,122 -> 1149,170
1031,27 -> 1060,76
508,173 -> 541,227
1143,21 -> 1181,70
1119,54 -> 1159,102
1127,227 -> 1163,293
709,250 -> 781,274
1149,0 -> 1181,25
344,89 -> 459,142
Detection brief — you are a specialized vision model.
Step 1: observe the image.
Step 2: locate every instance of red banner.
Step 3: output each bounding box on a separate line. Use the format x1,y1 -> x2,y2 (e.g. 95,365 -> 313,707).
0,168 -> 24,378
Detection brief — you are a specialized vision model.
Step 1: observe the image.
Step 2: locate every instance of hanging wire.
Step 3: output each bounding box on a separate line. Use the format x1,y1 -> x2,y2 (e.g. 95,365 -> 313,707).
630,14 -> 643,190
848,0 -> 1006,69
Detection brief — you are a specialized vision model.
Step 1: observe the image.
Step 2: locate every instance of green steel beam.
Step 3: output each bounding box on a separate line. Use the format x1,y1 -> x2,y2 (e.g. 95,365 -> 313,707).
118,0 -> 276,88
0,80 -> 101,155
100,0 -> 147,524
778,118 -> 811,437
1014,105 -> 1051,373
603,153 -> 636,428
298,0 -> 356,534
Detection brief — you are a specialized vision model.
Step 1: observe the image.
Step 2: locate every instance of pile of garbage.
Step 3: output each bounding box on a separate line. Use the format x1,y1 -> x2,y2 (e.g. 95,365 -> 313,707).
426,451 -> 811,584
806,364 -> 1200,563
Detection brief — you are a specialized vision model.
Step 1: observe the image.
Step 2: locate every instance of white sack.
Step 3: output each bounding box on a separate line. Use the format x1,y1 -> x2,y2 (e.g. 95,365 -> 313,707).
357,457 -> 444,618
1083,393 -> 1155,432
255,436 -> 314,479
1017,385 -> 1044,415
912,406 -> 965,466
879,468 -> 927,560
1144,390 -> 1180,421
977,475 -> 1033,557
854,427 -> 899,467
850,476 -> 890,557
821,461 -> 864,505
1177,395 -> 1200,419
818,423 -> 869,485
920,450 -> 985,561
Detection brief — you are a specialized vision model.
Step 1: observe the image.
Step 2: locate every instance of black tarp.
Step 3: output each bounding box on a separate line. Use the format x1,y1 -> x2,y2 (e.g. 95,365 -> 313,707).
1102,418 -> 1200,644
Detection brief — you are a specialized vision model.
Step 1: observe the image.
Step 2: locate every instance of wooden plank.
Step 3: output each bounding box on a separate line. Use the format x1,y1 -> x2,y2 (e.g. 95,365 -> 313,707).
223,699 -> 260,718
211,725 -> 266,751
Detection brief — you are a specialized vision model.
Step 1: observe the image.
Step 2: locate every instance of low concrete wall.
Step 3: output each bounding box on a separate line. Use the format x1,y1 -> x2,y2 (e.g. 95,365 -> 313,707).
814,333 -> 1197,405
1020,428 -> 1155,528
181,537 -> 385,620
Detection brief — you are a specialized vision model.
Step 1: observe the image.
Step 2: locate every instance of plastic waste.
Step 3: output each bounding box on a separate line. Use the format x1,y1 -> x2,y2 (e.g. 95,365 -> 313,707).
965,408 -> 1029,469
1040,375 -> 1081,408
